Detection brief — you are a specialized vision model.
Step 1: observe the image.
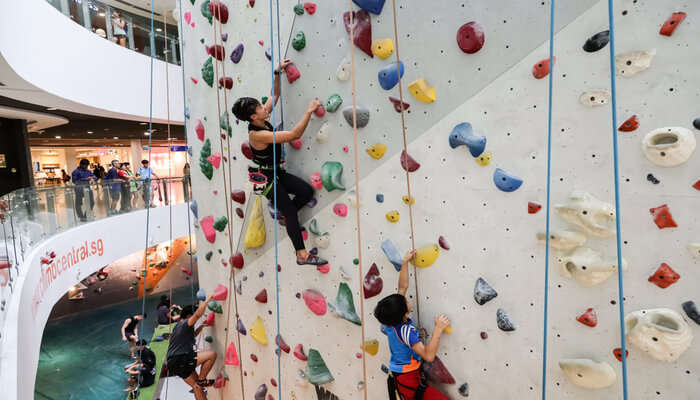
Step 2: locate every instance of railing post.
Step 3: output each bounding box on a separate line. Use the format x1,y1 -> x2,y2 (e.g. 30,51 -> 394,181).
59,0 -> 70,16
81,0 -> 92,30
105,5 -> 114,41
126,16 -> 135,50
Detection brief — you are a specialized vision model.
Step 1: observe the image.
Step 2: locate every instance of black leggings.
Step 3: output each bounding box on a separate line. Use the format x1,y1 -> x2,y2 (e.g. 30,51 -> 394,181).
264,170 -> 314,251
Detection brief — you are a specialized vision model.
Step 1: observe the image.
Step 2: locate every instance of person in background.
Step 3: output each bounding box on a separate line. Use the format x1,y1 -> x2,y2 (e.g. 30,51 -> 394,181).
123,163 -> 139,207
105,160 -> 122,214
34,170 -> 48,186
61,169 -> 71,184
112,10 -> 127,47
157,295 -> 182,325
93,164 -> 105,180
123,339 -> 157,392
115,162 -> 133,212
137,160 -> 159,207
71,159 -> 97,222
121,313 -> 147,359
0,199 -> 8,223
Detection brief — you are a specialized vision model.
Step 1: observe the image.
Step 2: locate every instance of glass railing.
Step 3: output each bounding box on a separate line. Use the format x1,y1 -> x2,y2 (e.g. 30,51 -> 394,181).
45,0 -> 181,65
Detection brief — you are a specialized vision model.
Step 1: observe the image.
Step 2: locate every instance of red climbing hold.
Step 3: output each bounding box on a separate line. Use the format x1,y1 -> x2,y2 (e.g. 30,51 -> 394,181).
195,120 -> 205,141
456,22 -> 485,54
302,289 -> 327,315
270,378 -> 277,387
618,115 -> 639,132
212,284 -> 228,301
480,331 -> 488,340
290,138 -> 302,149
293,344 -> 308,361
242,142 -> 253,160
285,63 -> 301,84
231,189 -> 246,204
363,263 -> 383,299
659,12 -> 686,36
200,216 -> 216,243
236,208 -> 244,218
303,2 -> 316,14
225,343 -> 239,366
528,202 -> 542,214
343,10 -> 373,58
250,354 -> 258,362
205,45 -> 225,61
207,153 -> 221,169
438,236 -> 450,250
232,252 -> 244,269
613,348 -> 628,362
648,262 -> 680,289
532,57 -> 554,79
219,77 -> 233,89
208,1 -> 229,24
389,96 -> 410,112
693,180 -> 700,191
423,356 -> 456,384
255,289 -> 268,303
191,77 -> 198,84
205,312 -> 215,326
314,104 -> 326,117
576,308 -> 598,327
649,204 -> 678,229
302,229 -> 309,241
214,374 -> 226,388
400,150 -> 420,172
333,203 -> 348,217
317,264 -> 330,274
249,0 -> 255,7
276,335 -> 291,353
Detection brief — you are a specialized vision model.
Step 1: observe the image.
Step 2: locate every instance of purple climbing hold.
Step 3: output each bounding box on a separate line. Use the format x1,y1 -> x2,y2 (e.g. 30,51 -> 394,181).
237,318 -> 247,335
456,22 -> 485,54
221,32 -> 228,42
306,197 -> 318,208
230,43 -> 244,64
254,384 -> 267,400
682,301 -> 700,325
378,61 -> 405,90
352,0 -> 385,14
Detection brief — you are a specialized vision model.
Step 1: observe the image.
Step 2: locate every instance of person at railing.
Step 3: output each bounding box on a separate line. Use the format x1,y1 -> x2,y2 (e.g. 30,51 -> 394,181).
137,160 -> 160,208
93,163 -> 105,181
105,160 -> 123,214
123,163 -> 139,208
117,163 -> 135,212
112,10 -> 127,47
71,159 -> 97,222
61,169 -> 71,184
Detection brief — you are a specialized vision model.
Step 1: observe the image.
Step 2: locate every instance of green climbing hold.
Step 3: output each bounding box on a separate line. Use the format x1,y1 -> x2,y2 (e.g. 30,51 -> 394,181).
353,258 -> 359,265
220,112 -> 232,136
293,3 -> 304,15
214,216 -> 228,232
292,31 -> 306,51
321,161 -> 345,191
205,251 -> 213,261
201,0 -> 213,24
306,349 -> 334,385
208,299 -> 223,314
200,139 -> 213,180
335,282 -> 361,325
261,96 -> 268,105
202,57 -> 214,87
325,94 -> 343,113
189,0 -> 195,5
309,219 -> 322,235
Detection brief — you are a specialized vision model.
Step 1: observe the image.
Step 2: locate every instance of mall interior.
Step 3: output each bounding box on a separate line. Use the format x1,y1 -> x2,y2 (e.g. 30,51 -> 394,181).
1,0 -> 699,400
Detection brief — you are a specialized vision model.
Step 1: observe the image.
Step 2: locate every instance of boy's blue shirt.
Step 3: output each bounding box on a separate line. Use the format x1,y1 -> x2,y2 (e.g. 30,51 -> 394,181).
381,318 -> 422,373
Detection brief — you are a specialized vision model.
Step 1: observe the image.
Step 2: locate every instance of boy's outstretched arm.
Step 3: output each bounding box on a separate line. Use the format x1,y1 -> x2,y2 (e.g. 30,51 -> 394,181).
397,250 -> 416,296
251,99 -> 321,145
188,293 -> 214,327
411,315 -> 450,362
265,59 -> 293,113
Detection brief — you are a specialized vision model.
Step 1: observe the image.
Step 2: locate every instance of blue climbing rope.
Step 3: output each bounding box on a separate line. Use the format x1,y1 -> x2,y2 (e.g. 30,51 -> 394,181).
605,1 -> 629,399
540,0 -> 555,397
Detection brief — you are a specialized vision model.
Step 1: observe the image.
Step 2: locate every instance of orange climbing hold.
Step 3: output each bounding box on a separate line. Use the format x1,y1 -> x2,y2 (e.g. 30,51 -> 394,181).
648,262 -> 680,288
613,348 -> 629,362
528,202 -> 542,214
212,284 -> 228,301
225,342 -> 239,366
618,115 -> 639,132
576,308 -> 597,327
659,12 -> 686,36
532,57 -> 554,79
649,204 -> 677,229
693,180 -> 700,191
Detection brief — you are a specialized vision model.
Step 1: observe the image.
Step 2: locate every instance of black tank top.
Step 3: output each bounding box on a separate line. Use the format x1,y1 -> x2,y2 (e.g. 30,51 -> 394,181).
125,315 -> 140,331
249,121 -> 283,167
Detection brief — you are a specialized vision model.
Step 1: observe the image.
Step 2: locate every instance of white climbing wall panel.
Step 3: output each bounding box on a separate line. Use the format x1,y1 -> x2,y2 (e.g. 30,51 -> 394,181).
182,0 -> 700,399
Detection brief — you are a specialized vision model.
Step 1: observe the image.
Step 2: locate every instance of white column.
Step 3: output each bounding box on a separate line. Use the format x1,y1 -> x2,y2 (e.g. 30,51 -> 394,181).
130,139 -> 142,167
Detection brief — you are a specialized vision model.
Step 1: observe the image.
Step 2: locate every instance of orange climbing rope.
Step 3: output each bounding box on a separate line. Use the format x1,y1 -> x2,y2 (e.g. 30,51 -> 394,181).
346,3 -> 369,400
389,0 -> 421,328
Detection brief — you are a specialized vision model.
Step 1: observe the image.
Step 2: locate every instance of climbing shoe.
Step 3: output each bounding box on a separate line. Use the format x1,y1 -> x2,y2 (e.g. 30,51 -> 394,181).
297,254 -> 328,266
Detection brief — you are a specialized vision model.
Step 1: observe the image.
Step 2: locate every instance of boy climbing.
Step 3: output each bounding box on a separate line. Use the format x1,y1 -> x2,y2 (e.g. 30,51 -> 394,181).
121,313 -> 146,359
232,58 -> 327,267
374,250 -> 450,400
165,296 -> 217,400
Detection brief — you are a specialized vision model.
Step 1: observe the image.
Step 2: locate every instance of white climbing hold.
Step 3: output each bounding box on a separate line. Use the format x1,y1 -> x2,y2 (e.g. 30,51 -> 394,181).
536,230 -> 587,251
346,190 -> 361,208
579,90 -> 611,107
641,127 -> 696,167
688,243 -> 700,259
336,58 -> 351,81
314,234 -> 330,249
615,49 -> 656,77
557,247 -> 628,287
559,359 -> 616,389
317,121 -> 330,143
625,308 -> 693,362
554,191 -> 616,238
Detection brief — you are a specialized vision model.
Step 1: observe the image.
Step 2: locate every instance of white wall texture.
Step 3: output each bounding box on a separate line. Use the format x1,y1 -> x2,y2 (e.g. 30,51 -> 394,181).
184,0 -> 699,399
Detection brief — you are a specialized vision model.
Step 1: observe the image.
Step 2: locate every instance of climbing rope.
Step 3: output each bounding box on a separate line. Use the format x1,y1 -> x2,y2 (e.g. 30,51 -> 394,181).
346,3 -> 369,399
389,0 -> 420,328
605,0 -> 630,398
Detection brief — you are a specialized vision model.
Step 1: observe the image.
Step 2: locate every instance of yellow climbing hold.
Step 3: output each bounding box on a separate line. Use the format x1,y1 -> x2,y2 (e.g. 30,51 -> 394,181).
362,339 -> 379,355
250,316 -> 268,345
402,195 -> 415,205
366,143 -> 387,159
408,78 -> 436,103
411,244 -> 439,268
444,325 -> 453,334
386,210 -> 400,223
245,197 -> 266,249
476,151 -> 492,166
371,38 -> 394,59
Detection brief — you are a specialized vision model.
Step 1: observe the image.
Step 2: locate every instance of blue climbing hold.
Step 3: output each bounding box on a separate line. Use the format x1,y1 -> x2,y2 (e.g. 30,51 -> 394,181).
378,61 -> 404,90
376,193 -> 384,203
449,123 -> 486,157
190,200 -> 198,219
352,0 -> 385,14
493,168 -> 523,192
196,288 -> 206,301
381,239 -> 402,271
153,336 -> 164,342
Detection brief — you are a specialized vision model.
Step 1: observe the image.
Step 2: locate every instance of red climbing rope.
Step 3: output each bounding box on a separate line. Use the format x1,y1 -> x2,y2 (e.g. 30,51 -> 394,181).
347,3 -> 369,400
390,0 -> 421,328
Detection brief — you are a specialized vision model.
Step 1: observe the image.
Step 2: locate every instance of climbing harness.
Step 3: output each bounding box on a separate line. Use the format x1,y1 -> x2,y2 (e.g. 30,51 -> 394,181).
248,171 -> 269,196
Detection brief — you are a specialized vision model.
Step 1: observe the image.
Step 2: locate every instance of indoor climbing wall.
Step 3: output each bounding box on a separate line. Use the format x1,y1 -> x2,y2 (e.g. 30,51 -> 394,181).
181,0 -> 699,399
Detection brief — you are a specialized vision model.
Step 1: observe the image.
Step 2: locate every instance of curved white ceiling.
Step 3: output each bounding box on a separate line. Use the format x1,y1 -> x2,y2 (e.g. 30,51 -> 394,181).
0,105 -> 69,132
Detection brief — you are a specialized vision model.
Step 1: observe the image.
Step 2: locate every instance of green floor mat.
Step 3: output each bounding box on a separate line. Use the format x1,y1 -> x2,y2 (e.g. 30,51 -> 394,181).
129,323 -> 176,400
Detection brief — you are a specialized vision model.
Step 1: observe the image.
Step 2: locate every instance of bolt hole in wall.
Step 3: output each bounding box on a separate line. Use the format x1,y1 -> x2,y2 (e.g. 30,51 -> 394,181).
181,0 -> 699,399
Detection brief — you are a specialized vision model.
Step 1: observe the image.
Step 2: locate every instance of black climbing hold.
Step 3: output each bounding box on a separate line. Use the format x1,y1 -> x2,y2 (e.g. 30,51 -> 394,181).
474,277 -> 498,305
682,301 -> 700,325
496,308 -> 516,332
582,30 -> 610,53
693,117 -> 700,130
458,382 -> 469,397
646,173 -> 660,184
380,364 -> 389,374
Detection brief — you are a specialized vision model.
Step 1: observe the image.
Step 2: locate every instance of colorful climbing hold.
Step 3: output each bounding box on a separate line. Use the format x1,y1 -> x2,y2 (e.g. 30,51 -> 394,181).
378,61 -> 404,90
618,115 -> 639,132
649,204 -> 677,229
230,43 -> 244,63
400,150 -> 420,172
306,349 -> 334,384
376,194 -> 384,203
276,334 -> 291,353
473,277 -> 498,305
496,308 -> 516,331
231,189 -> 246,204
475,151 -> 492,166
342,105 -> 371,128
200,216 -> 216,243
225,342 -> 239,365
681,301 -> 700,325
254,384 -> 267,400
196,288 -> 206,301
292,31 -> 306,51
241,141 -> 253,160
325,94 -> 343,112
303,2 -> 316,14
528,202 -> 542,214
582,30 -> 609,52
423,356 -> 456,384
363,339 -> 379,355
371,38 -> 394,59
437,236 -> 450,250
660,12 -> 686,36
456,21 -> 485,54
363,263 -> 383,299
212,284 -> 228,301
208,1 -> 228,23
232,252 -> 244,269
449,122 -> 486,157
195,120 -> 205,141
613,348 -> 629,362
218,77 -> 233,89
285,63 -> 301,83
388,96 -> 410,112
493,168 -> 523,192
250,316 -> 267,345
207,299 -> 223,314
200,0 -> 213,23
205,312 -> 215,326
480,331 -> 488,340
303,289 -> 327,315
236,318 -> 246,335
648,263 -> 680,288
290,138 -> 302,150
385,210 -> 400,223
333,203 -> 347,217
220,112 -> 232,136
343,10 -> 373,57
310,171 -> 323,189
352,0 -> 385,14
532,57 -> 554,79
200,139 -> 213,180
366,143 -> 387,159
335,282 -> 361,325
458,382 -> 469,397
245,197 -> 266,248
381,239 -> 402,271
402,195 -> 415,205
201,57 -> 214,87
221,33 -> 227,42
293,3 -> 304,15
213,216 -> 228,231
255,289 -> 268,303
576,308 -> 598,327
411,245 -> 439,268
294,344 -> 308,361
408,78 -> 436,103
321,161 -> 345,191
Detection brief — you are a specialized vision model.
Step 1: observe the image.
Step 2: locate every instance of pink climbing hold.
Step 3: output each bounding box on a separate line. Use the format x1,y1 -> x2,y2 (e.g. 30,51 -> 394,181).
333,203 -> 348,217
191,77 -> 198,84
355,353 -> 363,359
400,150 -> 420,172
302,229 -> 309,241
180,267 -> 192,276
231,189 -> 246,204
201,216 -> 216,243
225,342 -> 240,366
310,171 -> 323,189
302,289 -> 327,315
343,145 -> 349,153
195,120 -> 205,141
207,153 -> 222,169
532,57 -> 554,79
258,40 -> 264,46
456,21 -> 485,54
438,236 -> 450,250
294,344 -> 308,361
255,289 -> 268,303
343,10 -> 373,58
205,45 -> 225,61
205,312 -> 215,326
363,263 -> 383,299
276,334 -> 291,353
290,138 -> 302,149
304,2 -> 317,14
314,104 -> 326,117
241,142 -> 253,160
317,264 -> 330,274
184,11 -> 192,25
285,63 -> 301,84
212,284 -> 228,301
389,96 -> 410,112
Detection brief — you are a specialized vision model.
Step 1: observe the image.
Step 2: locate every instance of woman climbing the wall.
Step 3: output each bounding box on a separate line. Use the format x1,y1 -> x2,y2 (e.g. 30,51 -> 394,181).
232,58 -> 327,267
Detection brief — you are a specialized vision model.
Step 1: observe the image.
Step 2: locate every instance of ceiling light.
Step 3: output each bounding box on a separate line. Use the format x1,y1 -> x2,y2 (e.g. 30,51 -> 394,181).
144,132 -> 150,136
156,28 -> 162,32
46,107 -> 58,111
139,122 -> 147,125
87,130 -> 93,134
113,136 -> 119,139
55,136 -> 61,139
98,12 -> 105,17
